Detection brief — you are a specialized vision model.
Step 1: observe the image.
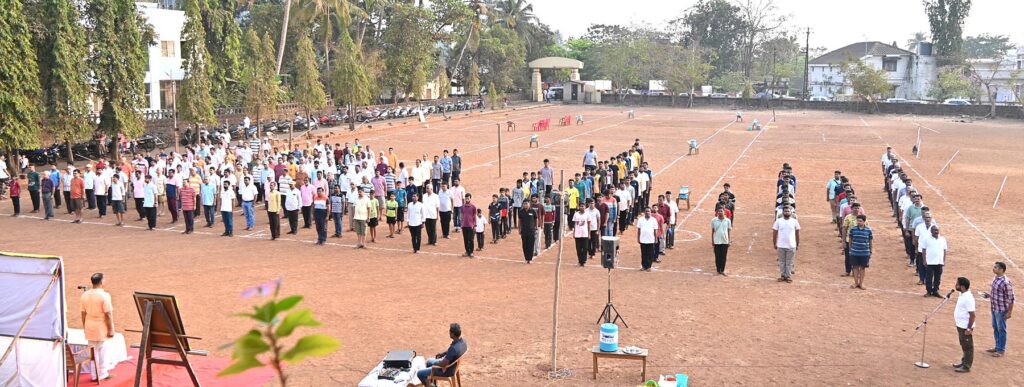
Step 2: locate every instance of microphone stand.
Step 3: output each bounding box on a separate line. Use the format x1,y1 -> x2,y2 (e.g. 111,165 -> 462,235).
913,290 -> 955,368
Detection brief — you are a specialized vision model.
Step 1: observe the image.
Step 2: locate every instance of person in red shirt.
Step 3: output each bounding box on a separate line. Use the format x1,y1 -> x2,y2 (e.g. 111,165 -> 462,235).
650,204 -> 665,262
180,183 -> 197,234
70,170 -> 85,223
8,178 -> 21,216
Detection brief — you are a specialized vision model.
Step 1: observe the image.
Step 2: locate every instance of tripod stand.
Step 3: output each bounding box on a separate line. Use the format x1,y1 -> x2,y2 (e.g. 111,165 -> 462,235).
596,268 -> 627,327
913,291 -> 954,368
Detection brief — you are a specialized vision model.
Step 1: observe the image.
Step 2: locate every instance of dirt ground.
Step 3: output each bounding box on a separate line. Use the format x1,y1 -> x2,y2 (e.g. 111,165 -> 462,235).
2,105 -> 1023,386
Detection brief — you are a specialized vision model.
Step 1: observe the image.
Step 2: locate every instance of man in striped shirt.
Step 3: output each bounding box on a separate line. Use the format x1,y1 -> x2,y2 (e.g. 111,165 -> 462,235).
180,183 -> 196,234
847,215 -> 873,290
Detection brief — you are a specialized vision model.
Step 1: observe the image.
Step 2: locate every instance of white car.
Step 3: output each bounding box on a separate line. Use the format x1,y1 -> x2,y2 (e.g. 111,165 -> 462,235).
943,98 -> 971,106
808,96 -> 831,102
884,98 -> 908,104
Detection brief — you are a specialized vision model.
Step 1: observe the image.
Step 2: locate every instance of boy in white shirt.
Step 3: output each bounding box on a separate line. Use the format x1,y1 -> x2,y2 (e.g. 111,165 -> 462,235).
474,208 -> 487,251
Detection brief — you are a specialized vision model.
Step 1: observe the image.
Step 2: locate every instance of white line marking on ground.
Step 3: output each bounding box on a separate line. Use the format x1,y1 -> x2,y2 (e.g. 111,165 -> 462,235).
993,176 -> 1008,208
655,120 -> 735,175
859,117 -> 871,127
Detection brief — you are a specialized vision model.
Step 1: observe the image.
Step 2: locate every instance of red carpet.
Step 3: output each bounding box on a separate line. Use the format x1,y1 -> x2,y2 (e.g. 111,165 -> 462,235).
72,349 -> 276,387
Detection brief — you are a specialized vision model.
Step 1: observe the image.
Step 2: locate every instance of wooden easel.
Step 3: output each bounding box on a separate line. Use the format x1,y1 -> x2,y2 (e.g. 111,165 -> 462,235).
132,299 -> 203,387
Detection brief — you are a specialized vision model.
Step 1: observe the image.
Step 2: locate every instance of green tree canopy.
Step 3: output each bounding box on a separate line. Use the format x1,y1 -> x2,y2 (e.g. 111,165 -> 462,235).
929,67 -> 977,101
88,0 -> 150,145
0,0 -> 43,150
292,33 -> 327,115
38,0 -> 92,151
179,0 -> 216,127
242,31 -> 280,128
924,0 -> 972,65
841,59 -> 892,108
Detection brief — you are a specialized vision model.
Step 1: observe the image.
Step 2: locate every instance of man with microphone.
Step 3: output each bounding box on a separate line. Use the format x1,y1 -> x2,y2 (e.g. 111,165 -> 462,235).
952,277 -> 976,373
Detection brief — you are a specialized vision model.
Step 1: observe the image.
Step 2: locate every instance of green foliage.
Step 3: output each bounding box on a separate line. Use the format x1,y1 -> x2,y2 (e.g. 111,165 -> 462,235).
741,82 -> 754,99
38,0 -> 92,146
241,31 -> 279,122
0,0 -> 43,149
587,27 -> 662,96
331,31 -> 373,106
220,280 -> 340,386
179,0 -> 216,126
431,0 -> 474,45
929,67 -> 978,101
437,70 -> 451,99
292,34 -> 327,112
963,34 -> 1012,59
664,45 -> 716,104
711,71 -> 746,94
674,0 -> 747,77
923,0 -> 971,65
475,25 -> 526,93
907,31 -> 928,52
88,0 -> 149,140
381,4 -> 436,101
466,62 -> 481,96
201,0 -> 244,107
841,59 -> 892,105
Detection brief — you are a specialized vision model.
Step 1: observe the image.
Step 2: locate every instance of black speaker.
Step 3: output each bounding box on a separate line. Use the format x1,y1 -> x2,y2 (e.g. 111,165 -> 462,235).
601,236 -> 618,269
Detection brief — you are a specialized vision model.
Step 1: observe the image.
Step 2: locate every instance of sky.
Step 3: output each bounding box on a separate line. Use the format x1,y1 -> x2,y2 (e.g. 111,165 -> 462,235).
532,0 -> 1024,53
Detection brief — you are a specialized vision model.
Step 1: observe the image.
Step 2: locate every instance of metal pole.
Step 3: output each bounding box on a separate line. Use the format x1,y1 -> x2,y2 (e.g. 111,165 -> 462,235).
550,170 -> 565,373
172,79 -> 179,153
803,27 -> 810,102
497,123 -> 502,178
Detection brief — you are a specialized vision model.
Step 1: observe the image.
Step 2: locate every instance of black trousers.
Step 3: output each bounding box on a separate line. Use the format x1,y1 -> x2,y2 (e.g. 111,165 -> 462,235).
286,209 -> 299,233
29,190 -> 40,211
268,211 -> 281,239
521,229 -> 536,262
925,264 -> 944,294
145,206 -> 157,229
476,232 -> 484,249
544,223 -> 554,248
53,189 -> 61,207
714,244 -> 729,273
575,237 -> 589,265
588,230 -> 599,257
65,191 -> 74,213
957,327 -> 974,369
256,183 -> 265,203
844,243 -> 852,274
301,205 -> 312,228
491,219 -> 501,241
440,211 -> 452,237
86,189 -> 95,209
135,198 -> 145,218
96,195 -> 107,216
409,225 -> 423,251
11,197 -> 20,214
425,218 -> 438,244
462,226 -> 475,255
640,243 -> 656,270
618,209 -> 630,232
183,210 -> 194,232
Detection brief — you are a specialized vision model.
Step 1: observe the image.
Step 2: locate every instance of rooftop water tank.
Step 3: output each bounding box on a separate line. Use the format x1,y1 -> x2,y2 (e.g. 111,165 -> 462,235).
918,42 -> 933,56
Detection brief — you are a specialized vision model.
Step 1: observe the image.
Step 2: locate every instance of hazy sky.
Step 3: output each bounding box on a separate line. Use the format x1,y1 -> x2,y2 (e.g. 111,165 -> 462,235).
532,0 -> 1024,53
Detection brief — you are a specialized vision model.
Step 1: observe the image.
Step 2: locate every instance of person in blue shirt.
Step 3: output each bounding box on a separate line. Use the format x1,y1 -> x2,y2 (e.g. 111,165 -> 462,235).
395,181 -> 408,234
49,165 -> 62,209
200,177 -> 217,227
848,215 -> 873,290
416,323 -> 467,386
440,150 -> 453,186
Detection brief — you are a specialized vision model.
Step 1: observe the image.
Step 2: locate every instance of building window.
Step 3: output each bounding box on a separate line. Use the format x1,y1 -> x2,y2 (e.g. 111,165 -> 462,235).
160,41 -> 177,57
143,83 -> 151,108
883,58 -> 898,72
159,80 -> 175,110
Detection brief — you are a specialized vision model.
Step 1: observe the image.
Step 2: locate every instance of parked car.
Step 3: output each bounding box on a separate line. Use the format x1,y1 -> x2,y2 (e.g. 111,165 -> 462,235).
884,98 -> 908,104
942,98 -> 972,106
709,93 -> 728,99
808,96 -> 831,102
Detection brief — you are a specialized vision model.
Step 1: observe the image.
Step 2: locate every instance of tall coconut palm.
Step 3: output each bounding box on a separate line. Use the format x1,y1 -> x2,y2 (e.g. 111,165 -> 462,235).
451,0 -> 488,78
275,0 -> 293,74
492,0 -> 535,30
292,0 -> 352,93
907,31 -> 928,52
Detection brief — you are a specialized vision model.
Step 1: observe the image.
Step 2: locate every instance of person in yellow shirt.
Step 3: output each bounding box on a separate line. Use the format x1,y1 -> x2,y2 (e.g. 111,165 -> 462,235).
266,181 -> 282,240
565,179 -> 580,210
80,273 -> 115,380
287,160 -> 299,180
387,147 -> 398,169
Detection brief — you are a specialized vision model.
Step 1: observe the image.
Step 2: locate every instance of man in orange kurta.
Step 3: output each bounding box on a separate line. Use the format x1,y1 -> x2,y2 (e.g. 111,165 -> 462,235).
80,273 -> 115,380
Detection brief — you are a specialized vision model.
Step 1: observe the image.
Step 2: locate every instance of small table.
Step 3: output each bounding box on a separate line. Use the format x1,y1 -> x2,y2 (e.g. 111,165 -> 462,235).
358,356 -> 426,387
592,346 -> 648,382
67,328 -> 130,376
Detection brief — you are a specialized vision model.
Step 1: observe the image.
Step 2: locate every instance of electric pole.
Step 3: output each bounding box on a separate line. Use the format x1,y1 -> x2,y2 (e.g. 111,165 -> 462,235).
803,27 -> 811,102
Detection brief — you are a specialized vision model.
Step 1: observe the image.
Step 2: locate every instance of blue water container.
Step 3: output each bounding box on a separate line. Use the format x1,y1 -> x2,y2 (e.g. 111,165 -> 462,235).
599,323 -> 619,352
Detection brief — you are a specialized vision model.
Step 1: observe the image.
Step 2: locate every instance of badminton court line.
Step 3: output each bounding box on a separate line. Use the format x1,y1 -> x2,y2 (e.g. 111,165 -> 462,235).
883,144 -> 1021,276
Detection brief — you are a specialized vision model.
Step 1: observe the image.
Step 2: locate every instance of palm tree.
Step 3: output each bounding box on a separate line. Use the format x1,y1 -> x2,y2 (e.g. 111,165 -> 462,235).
492,0 -> 535,30
451,0 -> 488,79
291,0 -> 352,93
907,31 -> 928,52
276,0 -> 293,74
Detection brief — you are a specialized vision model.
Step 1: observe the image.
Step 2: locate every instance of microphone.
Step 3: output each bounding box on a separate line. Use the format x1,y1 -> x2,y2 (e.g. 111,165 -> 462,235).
77,285 -> 89,291
945,289 -> 955,299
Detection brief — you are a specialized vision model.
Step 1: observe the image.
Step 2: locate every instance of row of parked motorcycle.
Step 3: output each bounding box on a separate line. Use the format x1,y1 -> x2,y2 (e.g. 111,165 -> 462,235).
17,134 -> 166,165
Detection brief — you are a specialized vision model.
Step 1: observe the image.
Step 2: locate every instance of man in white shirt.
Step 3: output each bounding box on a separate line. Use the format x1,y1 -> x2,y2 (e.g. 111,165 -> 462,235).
952,276 -> 976,372
93,165 -> 111,218
239,176 -> 258,231
665,191 -> 679,248
219,181 -> 236,236
921,225 -> 948,298
636,207 -> 659,271
772,206 -> 801,282
83,164 -> 97,209
572,206 -> 591,266
912,209 -> 938,284
406,193 -> 425,253
585,199 -> 601,259
582,145 -> 598,172
352,189 -> 372,248
283,183 -> 301,234
422,186 -> 440,246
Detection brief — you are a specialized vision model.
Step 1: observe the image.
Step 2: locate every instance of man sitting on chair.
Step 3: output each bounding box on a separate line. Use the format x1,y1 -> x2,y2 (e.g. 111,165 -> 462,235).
81,273 -> 116,381
416,323 -> 467,385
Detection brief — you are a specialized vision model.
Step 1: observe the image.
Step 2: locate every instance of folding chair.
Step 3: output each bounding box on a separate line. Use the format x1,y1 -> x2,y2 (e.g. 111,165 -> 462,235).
677,186 -> 690,210
426,355 -> 464,387
65,342 -> 99,387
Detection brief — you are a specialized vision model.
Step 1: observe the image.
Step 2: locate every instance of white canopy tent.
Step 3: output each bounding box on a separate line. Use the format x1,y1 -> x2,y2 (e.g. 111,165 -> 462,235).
0,252 -> 67,387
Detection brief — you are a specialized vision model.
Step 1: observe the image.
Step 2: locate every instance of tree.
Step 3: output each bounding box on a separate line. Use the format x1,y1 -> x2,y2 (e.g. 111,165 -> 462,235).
906,31 -> 928,52
381,4 -> 435,103
923,0 -> 971,65
841,59 -> 891,111
733,0 -> 786,78
38,0 -> 92,161
474,25 -> 526,94
437,70 -> 451,99
664,45 -> 715,107
963,35 -> 1014,117
291,33 -> 326,148
292,0 -> 352,96
674,0 -> 747,77
179,0 -> 216,141
242,31 -> 280,138
711,70 -> 746,94
0,0 -> 43,153
929,67 -> 977,101
963,34 -> 1012,59
331,31 -> 372,130
276,0 -> 293,74
465,62 -> 481,96
200,0 -> 244,107
88,0 -> 150,159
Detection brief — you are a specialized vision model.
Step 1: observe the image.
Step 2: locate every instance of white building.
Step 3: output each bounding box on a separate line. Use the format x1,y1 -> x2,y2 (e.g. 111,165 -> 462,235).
969,48 -> 1024,104
139,2 -> 186,112
808,41 -> 937,101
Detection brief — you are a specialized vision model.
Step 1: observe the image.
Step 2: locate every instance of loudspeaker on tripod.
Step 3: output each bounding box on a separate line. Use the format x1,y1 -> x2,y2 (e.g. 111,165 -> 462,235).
601,236 -> 618,269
